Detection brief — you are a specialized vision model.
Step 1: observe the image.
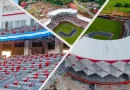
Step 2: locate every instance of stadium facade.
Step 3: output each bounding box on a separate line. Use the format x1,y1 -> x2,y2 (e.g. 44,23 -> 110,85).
0,0 -> 68,57
65,36 -> 130,84
124,19 -> 130,37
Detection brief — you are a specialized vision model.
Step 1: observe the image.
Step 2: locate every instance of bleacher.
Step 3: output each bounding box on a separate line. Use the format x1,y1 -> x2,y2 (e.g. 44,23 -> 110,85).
47,14 -> 88,30
0,24 -> 43,36
0,53 -> 64,90
58,29 -> 77,37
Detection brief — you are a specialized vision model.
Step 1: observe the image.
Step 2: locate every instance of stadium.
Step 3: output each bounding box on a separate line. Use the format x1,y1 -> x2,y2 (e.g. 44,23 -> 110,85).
47,8 -> 89,44
16,0 -> 105,44
42,10 -> 130,90
85,15 -> 130,40
43,35 -> 130,90
85,0 -> 130,41
42,8 -> 90,44
0,0 -> 69,90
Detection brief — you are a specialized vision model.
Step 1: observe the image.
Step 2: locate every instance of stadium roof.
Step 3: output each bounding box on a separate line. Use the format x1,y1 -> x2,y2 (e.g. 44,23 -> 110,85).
65,36 -> 130,78
48,8 -> 78,17
77,14 -> 91,22
70,36 -> 130,61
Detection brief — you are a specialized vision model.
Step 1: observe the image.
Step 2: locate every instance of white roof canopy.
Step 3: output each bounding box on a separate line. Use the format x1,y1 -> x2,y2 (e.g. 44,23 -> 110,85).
70,36 -> 130,60
48,8 -> 78,17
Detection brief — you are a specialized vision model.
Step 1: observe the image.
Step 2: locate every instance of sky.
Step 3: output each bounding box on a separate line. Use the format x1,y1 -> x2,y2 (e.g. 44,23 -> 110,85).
13,0 -> 18,4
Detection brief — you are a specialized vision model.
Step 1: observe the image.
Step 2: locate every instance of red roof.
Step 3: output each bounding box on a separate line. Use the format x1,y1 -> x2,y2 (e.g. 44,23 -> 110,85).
21,2 -> 27,8
69,3 -> 78,10
93,9 -> 98,13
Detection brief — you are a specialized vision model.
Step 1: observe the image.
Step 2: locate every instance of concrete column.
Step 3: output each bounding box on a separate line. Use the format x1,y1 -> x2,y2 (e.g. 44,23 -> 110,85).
24,40 -> 32,55
42,40 -> 48,54
11,42 -> 14,56
0,42 -> 3,56
28,40 -> 32,55
55,38 -> 63,54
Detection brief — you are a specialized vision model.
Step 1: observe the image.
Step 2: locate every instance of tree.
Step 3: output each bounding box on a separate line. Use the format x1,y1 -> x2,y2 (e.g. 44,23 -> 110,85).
115,3 -> 123,7
124,3 -> 130,8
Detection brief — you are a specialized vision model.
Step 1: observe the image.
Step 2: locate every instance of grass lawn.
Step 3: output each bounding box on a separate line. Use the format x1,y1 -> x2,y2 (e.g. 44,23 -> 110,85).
101,0 -> 130,14
93,35 -> 110,40
54,22 -> 84,45
85,17 -> 122,40
60,24 -> 73,34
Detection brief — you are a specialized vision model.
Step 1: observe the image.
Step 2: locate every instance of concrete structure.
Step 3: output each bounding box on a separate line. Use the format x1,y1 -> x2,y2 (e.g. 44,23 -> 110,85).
0,0 -> 69,57
65,35 -> 130,83
124,20 -> 130,37
0,0 -> 36,30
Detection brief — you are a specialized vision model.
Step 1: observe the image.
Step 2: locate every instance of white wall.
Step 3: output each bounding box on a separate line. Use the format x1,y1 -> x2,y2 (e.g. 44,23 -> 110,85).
3,0 -> 21,15
0,0 -> 4,28
2,14 -> 31,27
0,0 -> 31,29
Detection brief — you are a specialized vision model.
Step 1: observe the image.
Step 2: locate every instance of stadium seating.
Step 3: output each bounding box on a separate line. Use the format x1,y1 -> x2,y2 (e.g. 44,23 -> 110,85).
0,53 -> 64,90
58,29 -> 77,37
0,23 -> 43,36
87,31 -> 114,39
47,15 -> 88,30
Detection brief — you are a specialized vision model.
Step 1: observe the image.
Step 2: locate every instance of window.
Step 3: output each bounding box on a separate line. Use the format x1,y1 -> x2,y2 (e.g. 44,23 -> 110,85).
5,22 -> 8,29
8,21 -> 13,30
15,20 -> 21,28
2,21 -> 13,30
3,6 -> 7,12
3,5 -> 12,12
32,42 -> 42,47
21,20 -> 26,26
15,43 -> 24,47
2,22 -> 6,29
31,19 -> 36,25
10,6 -> 14,11
48,42 -> 55,50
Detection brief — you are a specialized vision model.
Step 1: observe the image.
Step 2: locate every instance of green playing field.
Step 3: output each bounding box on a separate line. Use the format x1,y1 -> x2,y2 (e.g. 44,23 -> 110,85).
85,17 -> 122,40
54,21 -> 84,45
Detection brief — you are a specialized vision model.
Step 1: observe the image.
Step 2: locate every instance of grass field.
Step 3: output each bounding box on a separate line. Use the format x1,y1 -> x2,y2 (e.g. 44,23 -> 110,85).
85,17 -> 122,40
101,0 -> 130,14
54,22 -> 84,45
60,24 -> 73,34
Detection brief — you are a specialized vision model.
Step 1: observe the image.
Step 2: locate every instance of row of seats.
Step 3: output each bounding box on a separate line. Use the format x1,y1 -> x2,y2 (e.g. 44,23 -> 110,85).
0,53 -> 64,90
0,24 -> 43,36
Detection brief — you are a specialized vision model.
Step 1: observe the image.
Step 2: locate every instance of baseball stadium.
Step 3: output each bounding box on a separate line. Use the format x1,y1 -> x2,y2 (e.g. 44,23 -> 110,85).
15,0 -> 106,44
0,0 -> 70,90
42,0 -> 130,90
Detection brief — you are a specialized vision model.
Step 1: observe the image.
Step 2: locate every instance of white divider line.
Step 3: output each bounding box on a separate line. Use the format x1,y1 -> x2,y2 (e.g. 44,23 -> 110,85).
72,0 -> 110,46
9,0 -> 71,47
38,0 -> 109,90
9,0 -> 109,90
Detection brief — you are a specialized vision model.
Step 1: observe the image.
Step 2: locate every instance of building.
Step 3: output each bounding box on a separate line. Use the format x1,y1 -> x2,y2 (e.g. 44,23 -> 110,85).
65,35 -> 130,85
0,0 -> 69,57
0,1 -> 69,90
0,0 -> 36,30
